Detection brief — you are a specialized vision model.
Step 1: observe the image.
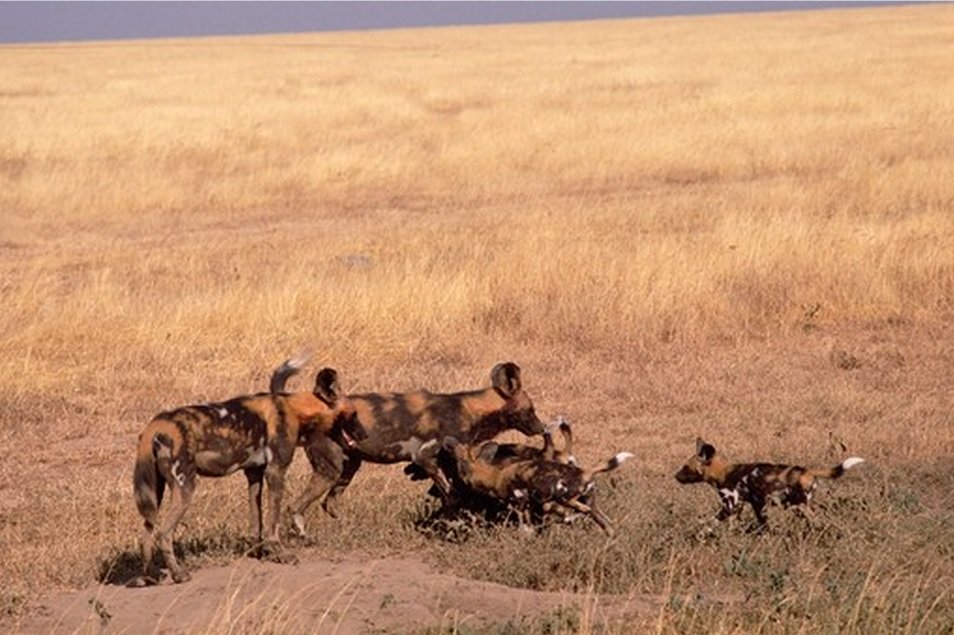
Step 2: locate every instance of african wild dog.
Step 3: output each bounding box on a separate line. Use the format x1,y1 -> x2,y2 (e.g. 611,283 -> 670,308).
442,436 -> 633,536
674,438 -> 865,526
406,417 -> 578,521
405,416 -> 576,485
278,362 -> 546,536
131,358 -> 355,586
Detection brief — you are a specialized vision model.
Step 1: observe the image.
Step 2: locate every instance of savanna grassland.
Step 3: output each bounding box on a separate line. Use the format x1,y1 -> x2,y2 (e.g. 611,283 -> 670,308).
2,4 -> 954,633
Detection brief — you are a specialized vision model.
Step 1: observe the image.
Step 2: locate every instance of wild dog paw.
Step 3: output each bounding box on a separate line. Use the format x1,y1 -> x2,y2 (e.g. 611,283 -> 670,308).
126,575 -> 159,588
261,544 -> 299,565
320,498 -> 339,519
171,569 -> 192,584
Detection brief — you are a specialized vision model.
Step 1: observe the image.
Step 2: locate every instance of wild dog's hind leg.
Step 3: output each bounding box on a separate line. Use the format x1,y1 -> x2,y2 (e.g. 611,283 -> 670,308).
154,476 -> 195,584
133,475 -> 165,586
289,437 -> 346,537
321,454 -> 363,519
133,513 -> 161,587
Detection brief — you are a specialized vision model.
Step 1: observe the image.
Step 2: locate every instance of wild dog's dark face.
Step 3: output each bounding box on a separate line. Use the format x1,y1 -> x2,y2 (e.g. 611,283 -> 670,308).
674,439 -> 717,484
479,362 -> 545,438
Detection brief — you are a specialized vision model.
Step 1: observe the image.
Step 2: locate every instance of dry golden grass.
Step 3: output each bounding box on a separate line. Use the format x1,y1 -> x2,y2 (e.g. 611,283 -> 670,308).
1,4 -> 954,633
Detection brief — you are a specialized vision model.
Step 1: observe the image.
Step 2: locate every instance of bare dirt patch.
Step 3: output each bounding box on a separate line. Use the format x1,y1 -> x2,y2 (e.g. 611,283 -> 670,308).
13,555 -> 651,634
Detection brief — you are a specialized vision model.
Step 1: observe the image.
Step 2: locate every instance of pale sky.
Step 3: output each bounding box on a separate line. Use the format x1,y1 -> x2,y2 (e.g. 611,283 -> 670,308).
0,1 -> 906,44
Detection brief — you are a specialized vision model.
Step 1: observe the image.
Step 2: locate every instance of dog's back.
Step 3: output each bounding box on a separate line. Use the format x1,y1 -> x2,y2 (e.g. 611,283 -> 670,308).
445,436 -> 632,534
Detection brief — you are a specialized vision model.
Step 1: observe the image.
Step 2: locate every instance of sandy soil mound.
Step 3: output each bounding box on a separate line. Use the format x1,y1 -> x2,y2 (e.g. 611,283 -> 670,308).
14,554 -> 652,633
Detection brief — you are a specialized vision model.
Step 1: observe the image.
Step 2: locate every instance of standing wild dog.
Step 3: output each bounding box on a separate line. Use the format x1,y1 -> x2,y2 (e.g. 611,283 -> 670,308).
443,436 -> 634,536
131,360 -> 355,586
674,438 -> 865,526
280,362 -> 546,536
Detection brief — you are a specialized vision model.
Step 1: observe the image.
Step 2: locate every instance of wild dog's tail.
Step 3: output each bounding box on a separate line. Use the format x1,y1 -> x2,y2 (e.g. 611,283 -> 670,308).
133,429 -> 173,524
810,456 -> 865,479
269,353 -> 311,394
586,451 -> 634,480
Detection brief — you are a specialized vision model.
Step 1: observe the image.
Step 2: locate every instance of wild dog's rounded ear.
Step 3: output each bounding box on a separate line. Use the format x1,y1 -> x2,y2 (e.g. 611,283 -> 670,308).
442,436 -> 461,451
476,442 -> 500,463
696,438 -> 716,462
314,368 -> 340,404
491,362 -> 522,397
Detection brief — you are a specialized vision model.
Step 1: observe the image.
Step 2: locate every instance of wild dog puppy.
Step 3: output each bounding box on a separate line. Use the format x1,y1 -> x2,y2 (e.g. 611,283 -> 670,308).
283,362 -> 546,535
674,438 -> 865,526
443,436 -> 633,536
131,359 -> 355,586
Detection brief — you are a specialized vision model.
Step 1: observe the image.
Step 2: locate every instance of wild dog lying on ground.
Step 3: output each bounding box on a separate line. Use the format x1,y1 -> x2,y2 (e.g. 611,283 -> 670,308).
407,417 -> 576,501
442,436 -> 634,536
277,362 -> 546,536
674,438 -> 865,526
407,418 -> 578,524
131,359 -> 355,586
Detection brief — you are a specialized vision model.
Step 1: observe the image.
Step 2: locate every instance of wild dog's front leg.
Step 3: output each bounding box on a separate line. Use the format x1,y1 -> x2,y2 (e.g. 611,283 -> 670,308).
716,488 -> 740,521
565,498 -> 615,537
412,450 -> 455,503
411,439 -> 458,509
749,493 -> 769,527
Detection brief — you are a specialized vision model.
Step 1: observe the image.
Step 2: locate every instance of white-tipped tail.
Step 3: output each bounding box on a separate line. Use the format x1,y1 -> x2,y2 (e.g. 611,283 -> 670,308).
615,452 -> 635,465
286,351 -> 312,370
842,457 -> 865,470
270,352 -> 312,393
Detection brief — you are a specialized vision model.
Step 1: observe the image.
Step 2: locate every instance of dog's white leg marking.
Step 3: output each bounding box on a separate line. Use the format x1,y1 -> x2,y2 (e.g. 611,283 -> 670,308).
412,439 -> 439,463
171,460 -> 186,487
292,513 -> 307,537
719,488 -> 740,511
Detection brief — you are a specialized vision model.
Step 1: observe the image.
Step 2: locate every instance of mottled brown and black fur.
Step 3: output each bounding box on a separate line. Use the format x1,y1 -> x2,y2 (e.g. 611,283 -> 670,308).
406,417 -> 576,504
675,438 -> 865,526
282,362 -> 546,535
443,435 -> 633,536
131,359 -> 355,586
